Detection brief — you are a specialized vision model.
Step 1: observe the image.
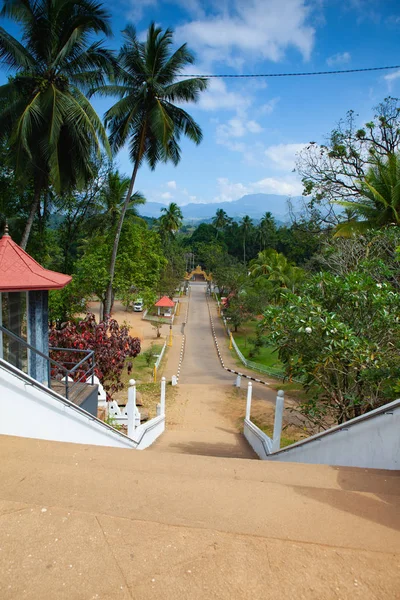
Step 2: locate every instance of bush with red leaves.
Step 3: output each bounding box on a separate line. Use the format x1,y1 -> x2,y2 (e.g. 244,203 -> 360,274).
49,313 -> 141,397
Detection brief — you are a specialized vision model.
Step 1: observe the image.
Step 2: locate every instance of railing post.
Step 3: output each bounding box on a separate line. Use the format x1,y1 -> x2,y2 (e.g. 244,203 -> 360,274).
272,390 -> 285,452
246,381 -> 252,421
153,363 -> 157,383
160,376 -> 166,416
127,378 -> 137,438
229,332 -> 233,350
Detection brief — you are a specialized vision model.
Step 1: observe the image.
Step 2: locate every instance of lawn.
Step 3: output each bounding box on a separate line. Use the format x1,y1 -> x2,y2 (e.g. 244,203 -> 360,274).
233,319 -> 284,373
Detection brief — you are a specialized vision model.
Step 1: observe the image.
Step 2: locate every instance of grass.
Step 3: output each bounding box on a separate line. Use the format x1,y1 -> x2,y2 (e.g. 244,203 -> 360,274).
232,319 -> 284,372
220,388 -> 307,448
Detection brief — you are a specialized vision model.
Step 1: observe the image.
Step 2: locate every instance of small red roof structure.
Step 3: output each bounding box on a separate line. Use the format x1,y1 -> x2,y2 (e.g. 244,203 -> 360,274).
0,231 -> 72,292
154,296 -> 175,308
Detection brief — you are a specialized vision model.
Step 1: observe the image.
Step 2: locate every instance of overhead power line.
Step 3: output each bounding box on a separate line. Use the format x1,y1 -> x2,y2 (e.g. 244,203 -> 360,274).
179,64 -> 400,78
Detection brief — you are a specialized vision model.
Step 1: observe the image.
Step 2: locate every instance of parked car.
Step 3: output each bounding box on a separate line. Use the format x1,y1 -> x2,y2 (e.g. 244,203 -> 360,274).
164,309 -> 172,318
133,299 -> 144,312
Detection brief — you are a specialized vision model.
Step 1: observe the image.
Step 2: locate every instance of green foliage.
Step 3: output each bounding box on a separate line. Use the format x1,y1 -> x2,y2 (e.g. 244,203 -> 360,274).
261,270 -> 400,428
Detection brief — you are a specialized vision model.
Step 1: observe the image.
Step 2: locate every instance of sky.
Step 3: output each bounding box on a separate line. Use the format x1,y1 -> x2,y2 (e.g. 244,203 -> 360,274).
2,0 -> 400,207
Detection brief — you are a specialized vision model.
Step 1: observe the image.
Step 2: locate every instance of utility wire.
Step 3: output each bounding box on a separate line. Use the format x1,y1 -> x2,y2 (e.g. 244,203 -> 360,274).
179,64 -> 400,78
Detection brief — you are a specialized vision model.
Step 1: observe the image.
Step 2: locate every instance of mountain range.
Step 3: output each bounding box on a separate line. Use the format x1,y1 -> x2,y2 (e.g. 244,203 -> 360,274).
138,193 -> 303,223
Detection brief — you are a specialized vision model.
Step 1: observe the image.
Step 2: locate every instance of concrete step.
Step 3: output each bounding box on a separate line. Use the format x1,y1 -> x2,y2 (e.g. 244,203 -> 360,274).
1,435 -> 399,600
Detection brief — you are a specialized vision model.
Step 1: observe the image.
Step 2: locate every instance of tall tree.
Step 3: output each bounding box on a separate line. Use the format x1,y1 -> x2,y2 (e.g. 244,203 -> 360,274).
296,97 -> 400,227
159,202 -> 183,238
0,0 -> 114,249
334,153 -> 400,236
240,215 -> 253,265
89,169 -> 145,233
212,208 -> 231,237
97,23 -> 208,315
257,211 -> 277,250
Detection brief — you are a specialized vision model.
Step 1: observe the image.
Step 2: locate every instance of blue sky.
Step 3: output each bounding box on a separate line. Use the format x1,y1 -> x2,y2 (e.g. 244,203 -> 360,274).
2,0 -> 400,207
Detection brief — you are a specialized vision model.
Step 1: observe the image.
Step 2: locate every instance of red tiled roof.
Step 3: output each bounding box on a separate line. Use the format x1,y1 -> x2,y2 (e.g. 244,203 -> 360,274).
0,233 -> 72,292
154,295 -> 175,308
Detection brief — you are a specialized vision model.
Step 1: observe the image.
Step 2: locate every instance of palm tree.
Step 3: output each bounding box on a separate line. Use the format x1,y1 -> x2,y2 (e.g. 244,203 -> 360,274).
89,170 -> 145,232
334,153 -> 400,237
212,208 -> 231,237
159,202 -> 183,238
240,215 -> 253,265
0,0 -> 114,249
96,23 -> 208,315
250,249 -> 304,296
257,212 -> 276,250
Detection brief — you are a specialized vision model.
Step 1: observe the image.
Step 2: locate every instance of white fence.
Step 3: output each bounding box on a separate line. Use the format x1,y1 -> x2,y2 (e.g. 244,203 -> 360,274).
243,377 -> 400,470
154,341 -> 167,370
215,294 -> 296,381
109,377 -> 166,450
243,382 -> 285,459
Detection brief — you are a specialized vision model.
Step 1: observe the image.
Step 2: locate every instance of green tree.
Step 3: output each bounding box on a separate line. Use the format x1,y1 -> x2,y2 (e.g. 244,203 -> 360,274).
159,202 -> 183,238
256,212 -> 277,250
262,271 -> 400,428
212,208 -> 231,237
334,153 -> 400,236
296,97 -> 400,227
89,169 -> 145,233
0,0 -> 114,248
97,23 -> 208,315
240,215 -> 253,265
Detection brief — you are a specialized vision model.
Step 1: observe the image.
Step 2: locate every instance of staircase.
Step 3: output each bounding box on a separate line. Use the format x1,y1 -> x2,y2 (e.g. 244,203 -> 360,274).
0,434 -> 399,599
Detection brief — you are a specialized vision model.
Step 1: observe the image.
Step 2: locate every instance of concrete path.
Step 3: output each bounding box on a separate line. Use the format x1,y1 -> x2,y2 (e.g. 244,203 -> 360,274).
152,284 -> 255,459
0,435 -> 399,600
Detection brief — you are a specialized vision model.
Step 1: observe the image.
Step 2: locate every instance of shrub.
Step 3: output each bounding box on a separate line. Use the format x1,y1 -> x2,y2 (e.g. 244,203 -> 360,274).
49,313 -> 141,397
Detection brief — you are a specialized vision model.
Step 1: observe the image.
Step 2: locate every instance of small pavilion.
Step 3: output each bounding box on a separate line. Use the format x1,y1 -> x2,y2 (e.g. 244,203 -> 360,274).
0,227 -> 71,384
154,296 -> 175,316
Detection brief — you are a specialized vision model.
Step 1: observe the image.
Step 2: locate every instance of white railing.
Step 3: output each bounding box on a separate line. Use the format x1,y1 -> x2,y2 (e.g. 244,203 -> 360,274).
154,340 -> 167,370
243,381 -> 285,459
221,315 -> 288,380
109,377 -> 166,450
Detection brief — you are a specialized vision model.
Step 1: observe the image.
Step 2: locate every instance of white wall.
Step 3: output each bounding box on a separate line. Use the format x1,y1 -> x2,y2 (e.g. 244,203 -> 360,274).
0,360 -> 136,449
133,415 -> 165,450
243,419 -> 272,459
267,400 -> 400,470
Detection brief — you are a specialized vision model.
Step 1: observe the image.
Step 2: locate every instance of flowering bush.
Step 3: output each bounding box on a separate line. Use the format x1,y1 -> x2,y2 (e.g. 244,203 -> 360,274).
49,313 -> 141,397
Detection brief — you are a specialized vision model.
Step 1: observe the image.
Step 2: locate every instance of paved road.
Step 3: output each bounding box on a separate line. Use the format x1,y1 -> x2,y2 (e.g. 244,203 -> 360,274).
179,283 -> 233,384
152,283 -> 255,458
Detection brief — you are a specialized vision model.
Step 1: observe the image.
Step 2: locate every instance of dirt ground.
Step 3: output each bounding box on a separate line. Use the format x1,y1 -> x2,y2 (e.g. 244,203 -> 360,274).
86,300 -> 172,350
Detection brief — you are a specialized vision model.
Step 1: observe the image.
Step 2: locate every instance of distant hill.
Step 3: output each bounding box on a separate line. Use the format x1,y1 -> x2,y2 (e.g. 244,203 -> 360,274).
138,193 -> 302,223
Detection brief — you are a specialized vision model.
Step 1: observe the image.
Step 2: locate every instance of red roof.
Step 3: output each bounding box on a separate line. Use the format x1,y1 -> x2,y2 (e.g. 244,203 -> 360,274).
154,295 -> 175,308
0,233 -> 72,292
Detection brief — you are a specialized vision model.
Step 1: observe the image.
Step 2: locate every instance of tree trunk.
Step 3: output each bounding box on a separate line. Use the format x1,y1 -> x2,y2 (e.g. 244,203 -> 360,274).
104,158 -> 140,317
20,187 -> 41,250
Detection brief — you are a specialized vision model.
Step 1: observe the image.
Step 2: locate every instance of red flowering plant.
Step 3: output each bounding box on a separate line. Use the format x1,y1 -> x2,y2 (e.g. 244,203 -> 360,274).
49,314 -> 141,397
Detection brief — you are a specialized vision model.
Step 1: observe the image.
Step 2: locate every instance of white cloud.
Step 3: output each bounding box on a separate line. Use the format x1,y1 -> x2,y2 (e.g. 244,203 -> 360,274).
264,143 -> 308,171
161,192 -> 173,199
196,78 -> 252,112
214,175 -> 303,203
384,69 -> 400,90
175,0 -> 315,68
259,97 -> 280,114
167,180 -> 177,189
125,0 -> 157,20
216,117 -> 263,141
326,51 -> 351,66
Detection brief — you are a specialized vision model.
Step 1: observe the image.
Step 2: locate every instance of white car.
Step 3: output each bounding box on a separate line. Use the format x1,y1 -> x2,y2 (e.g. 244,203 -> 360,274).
164,309 -> 172,318
133,299 -> 144,312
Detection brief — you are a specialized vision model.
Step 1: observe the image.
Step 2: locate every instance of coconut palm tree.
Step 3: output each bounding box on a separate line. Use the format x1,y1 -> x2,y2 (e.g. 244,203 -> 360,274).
250,249 -> 304,296
212,208 -> 231,237
96,23 -> 208,315
257,212 -> 277,250
0,0 -> 114,249
240,215 -> 253,265
89,170 -> 145,232
159,202 -> 183,238
334,153 -> 400,237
